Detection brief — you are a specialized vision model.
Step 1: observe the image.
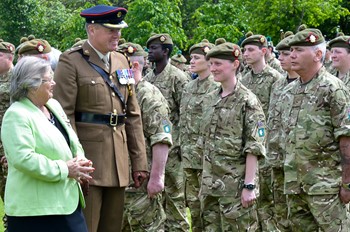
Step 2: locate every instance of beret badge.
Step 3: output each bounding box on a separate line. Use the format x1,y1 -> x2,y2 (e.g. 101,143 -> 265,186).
6,44 -> 14,53
259,36 -> 265,44
127,46 -> 135,54
117,11 -> 122,18
203,46 -> 210,54
306,33 -> 318,44
233,47 -> 240,58
160,36 -> 166,42
36,43 -> 45,53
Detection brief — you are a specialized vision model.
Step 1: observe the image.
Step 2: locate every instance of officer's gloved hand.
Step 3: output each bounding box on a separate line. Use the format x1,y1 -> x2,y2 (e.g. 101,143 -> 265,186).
132,171 -> 149,188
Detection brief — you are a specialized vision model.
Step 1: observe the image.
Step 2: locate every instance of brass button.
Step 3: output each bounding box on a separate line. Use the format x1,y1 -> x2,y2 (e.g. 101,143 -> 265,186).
112,92 -> 115,97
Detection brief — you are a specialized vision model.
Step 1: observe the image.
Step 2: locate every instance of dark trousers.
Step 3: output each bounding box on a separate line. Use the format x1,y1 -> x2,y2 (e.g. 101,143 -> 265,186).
83,186 -> 125,232
7,204 -> 87,232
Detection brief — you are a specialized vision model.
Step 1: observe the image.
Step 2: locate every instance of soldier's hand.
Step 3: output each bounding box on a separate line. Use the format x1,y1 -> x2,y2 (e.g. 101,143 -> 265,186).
147,175 -> 164,198
133,171 -> 149,188
340,187 -> 350,204
241,189 -> 256,208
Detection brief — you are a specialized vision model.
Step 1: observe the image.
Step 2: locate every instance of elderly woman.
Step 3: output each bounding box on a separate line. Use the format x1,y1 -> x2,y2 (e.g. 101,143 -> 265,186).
0,56 -> 94,232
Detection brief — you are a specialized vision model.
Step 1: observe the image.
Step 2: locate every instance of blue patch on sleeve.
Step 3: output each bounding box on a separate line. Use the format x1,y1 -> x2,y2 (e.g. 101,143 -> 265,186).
258,128 -> 265,137
164,125 -> 171,133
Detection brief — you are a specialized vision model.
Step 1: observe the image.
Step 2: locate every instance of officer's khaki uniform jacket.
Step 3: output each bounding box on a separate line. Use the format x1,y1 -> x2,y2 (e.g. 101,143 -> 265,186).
54,42 -> 147,187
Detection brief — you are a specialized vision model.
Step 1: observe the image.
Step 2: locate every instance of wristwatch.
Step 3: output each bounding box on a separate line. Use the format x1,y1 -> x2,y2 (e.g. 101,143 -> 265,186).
342,183 -> 350,190
243,183 -> 256,190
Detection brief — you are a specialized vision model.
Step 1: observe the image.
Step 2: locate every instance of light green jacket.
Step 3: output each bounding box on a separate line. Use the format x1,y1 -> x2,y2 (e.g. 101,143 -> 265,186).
1,98 -> 85,216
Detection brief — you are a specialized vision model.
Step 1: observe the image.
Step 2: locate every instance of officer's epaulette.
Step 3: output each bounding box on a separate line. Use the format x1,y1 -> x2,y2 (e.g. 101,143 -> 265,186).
66,45 -> 83,54
116,50 -> 132,69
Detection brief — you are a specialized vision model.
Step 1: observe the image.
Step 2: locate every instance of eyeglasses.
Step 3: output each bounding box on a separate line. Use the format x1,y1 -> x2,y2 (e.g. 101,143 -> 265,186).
42,73 -> 54,83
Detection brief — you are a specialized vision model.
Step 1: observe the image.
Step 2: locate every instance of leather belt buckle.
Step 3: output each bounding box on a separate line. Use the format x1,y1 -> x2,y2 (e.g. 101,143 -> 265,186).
110,112 -> 118,126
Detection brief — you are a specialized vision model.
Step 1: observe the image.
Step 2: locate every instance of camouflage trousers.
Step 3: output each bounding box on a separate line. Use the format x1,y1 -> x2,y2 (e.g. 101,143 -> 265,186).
184,168 -> 202,232
164,146 -> 189,231
200,195 -> 259,232
287,192 -> 350,232
257,166 -> 277,232
271,167 -> 290,232
122,183 -> 166,232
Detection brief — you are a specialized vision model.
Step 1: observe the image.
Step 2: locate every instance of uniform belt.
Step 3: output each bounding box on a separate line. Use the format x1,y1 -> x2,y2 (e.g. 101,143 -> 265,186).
75,112 -> 126,126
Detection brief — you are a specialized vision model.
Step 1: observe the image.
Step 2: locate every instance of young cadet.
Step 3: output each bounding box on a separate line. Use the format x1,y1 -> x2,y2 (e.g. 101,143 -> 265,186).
200,42 -> 266,231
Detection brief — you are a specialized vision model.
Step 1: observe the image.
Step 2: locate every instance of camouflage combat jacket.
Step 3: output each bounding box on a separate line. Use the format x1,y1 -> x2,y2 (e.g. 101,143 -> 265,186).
275,67 -> 350,195
136,79 -> 173,162
240,65 -> 282,116
179,75 -> 220,169
0,70 -> 11,158
267,56 -> 284,74
200,81 -> 266,197
336,70 -> 350,88
144,63 -> 189,149
266,75 -> 298,168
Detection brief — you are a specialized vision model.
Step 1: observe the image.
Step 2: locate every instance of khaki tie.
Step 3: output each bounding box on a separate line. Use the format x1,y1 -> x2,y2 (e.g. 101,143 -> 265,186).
102,56 -> 109,70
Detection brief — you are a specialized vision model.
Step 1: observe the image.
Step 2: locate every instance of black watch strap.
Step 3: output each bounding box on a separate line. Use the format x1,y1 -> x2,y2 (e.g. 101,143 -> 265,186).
243,184 -> 256,190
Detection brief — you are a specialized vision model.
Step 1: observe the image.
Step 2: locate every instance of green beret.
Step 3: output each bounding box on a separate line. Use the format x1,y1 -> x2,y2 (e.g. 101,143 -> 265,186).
215,38 -> 226,46
18,39 -> 52,55
284,31 -> 294,38
189,40 -> 214,55
289,28 -> 325,47
0,41 -> 15,54
118,42 -> 148,57
328,35 -> 350,49
171,52 -> 187,63
146,33 -> 173,48
275,35 -> 294,51
206,42 -> 242,61
241,34 -> 268,47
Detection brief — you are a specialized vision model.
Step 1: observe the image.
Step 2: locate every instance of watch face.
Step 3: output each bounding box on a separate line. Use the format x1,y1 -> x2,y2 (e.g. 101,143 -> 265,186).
244,184 -> 255,190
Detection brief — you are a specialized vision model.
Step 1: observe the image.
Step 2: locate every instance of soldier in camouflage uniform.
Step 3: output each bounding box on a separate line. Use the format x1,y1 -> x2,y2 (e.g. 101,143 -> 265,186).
199,42 -> 266,231
329,35 -> 350,87
118,42 -> 173,232
266,33 -> 298,231
179,39 -> 219,232
0,39 -> 15,232
274,28 -> 350,231
266,40 -> 285,74
240,34 -> 282,231
144,33 -> 190,231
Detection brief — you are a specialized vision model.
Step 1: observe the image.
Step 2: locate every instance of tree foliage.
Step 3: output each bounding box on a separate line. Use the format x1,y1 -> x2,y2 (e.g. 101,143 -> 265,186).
121,0 -> 187,52
190,0 -> 248,46
0,0 -> 349,53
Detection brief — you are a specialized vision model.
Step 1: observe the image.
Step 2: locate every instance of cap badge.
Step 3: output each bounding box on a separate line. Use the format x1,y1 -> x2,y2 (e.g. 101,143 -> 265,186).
306,33 -> 318,44
6,44 -> 14,52
260,36 -> 265,44
233,48 -> 240,58
117,11 -> 122,18
160,36 -> 166,42
203,46 -> 210,54
36,43 -> 45,53
127,46 -> 135,54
